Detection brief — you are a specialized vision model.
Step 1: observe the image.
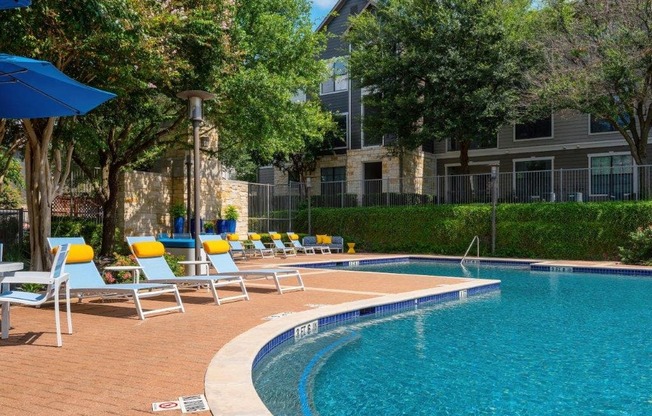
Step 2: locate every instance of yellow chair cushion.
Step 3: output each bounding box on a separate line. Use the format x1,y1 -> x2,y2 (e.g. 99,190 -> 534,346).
322,235 -> 332,245
290,233 -> 299,241
316,234 -> 326,244
227,234 -> 239,241
131,241 -> 165,258
271,233 -> 282,240
203,240 -> 231,254
249,233 -> 261,241
56,244 -> 94,264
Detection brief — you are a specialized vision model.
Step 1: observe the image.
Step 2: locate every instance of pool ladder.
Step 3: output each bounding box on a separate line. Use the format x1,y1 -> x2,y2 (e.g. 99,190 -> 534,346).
460,235 -> 480,265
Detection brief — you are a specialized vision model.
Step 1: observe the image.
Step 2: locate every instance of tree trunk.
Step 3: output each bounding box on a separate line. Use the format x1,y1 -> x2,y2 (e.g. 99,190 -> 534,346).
100,165 -> 121,257
459,139 -> 471,174
23,118 -> 71,270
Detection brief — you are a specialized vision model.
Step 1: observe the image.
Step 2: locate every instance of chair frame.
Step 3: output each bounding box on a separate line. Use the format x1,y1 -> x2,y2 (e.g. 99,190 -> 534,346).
199,235 -> 305,294
126,236 -> 249,305
270,235 -> 296,258
0,244 -> 72,347
286,233 -> 316,255
247,233 -> 275,258
47,237 -> 185,320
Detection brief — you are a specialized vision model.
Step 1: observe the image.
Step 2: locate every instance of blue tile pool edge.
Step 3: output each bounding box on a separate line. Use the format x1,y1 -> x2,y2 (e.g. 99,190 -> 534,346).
291,256 -> 652,278
251,281 -> 501,370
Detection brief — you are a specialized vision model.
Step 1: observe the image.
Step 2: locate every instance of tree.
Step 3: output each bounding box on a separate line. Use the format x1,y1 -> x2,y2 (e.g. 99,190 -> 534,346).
215,0 -> 332,178
347,0 -> 536,173
533,0 -> 652,166
69,0 -> 231,257
0,1 -> 143,269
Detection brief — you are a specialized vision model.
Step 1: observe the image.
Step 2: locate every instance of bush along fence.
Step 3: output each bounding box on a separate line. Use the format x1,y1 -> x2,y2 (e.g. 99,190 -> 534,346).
291,201 -> 652,261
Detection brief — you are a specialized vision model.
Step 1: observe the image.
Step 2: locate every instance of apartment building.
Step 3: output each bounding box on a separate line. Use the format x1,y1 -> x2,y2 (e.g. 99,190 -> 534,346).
259,0 -> 646,204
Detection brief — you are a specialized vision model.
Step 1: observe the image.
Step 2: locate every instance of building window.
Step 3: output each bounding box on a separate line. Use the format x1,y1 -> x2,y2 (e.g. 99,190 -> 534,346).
361,100 -> 383,147
513,158 -> 553,201
447,134 -> 497,151
324,113 -> 348,149
321,166 -> 346,196
589,113 -> 629,134
320,57 -> 348,95
590,154 -> 633,198
514,115 -> 553,141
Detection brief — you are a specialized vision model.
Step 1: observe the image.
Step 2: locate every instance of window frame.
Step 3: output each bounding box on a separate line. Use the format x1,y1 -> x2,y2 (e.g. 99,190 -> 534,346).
513,114 -> 554,142
319,57 -> 349,96
328,112 -> 349,150
512,157 -> 555,201
361,90 -> 383,148
588,152 -> 635,197
588,113 -> 629,135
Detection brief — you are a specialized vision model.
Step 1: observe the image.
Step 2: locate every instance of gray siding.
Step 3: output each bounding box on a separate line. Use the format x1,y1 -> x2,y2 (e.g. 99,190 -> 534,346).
257,166 -> 275,185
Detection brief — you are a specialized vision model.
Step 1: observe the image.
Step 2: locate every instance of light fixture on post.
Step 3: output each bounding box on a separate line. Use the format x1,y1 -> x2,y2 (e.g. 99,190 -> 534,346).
177,90 -> 215,270
306,177 -> 312,236
200,136 -> 210,150
489,163 -> 500,254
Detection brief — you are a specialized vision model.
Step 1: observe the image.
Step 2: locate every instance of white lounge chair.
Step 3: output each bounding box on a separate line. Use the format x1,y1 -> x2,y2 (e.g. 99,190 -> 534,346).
226,234 -> 248,259
126,236 -> 249,305
286,233 -> 316,255
0,243 -> 72,347
270,233 -> 296,257
47,237 -> 185,320
200,237 -> 305,294
247,233 -> 275,258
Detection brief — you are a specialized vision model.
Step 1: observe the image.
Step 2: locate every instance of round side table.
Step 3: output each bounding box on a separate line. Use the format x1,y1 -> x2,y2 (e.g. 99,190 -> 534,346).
347,242 -> 356,254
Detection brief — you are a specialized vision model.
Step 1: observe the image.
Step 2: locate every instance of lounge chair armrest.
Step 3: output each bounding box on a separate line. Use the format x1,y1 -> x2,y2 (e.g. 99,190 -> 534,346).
2,272 -> 69,285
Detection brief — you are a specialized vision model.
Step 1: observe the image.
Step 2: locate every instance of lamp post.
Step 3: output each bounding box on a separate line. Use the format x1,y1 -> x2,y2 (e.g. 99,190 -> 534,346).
306,177 -> 312,235
177,90 -> 215,268
185,152 -> 192,234
490,163 -> 499,255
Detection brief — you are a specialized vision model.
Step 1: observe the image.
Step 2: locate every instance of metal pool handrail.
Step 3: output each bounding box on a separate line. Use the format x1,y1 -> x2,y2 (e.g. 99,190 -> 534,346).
461,235 -> 479,265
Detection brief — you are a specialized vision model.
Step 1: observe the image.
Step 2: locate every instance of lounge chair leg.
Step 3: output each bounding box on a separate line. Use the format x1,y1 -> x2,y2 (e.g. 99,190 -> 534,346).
54,287 -> 62,347
133,290 -> 146,320
65,285 -> 73,335
209,281 -> 221,305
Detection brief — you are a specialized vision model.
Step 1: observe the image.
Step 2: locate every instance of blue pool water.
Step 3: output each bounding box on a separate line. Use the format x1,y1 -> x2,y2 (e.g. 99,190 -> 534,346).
253,262 -> 652,415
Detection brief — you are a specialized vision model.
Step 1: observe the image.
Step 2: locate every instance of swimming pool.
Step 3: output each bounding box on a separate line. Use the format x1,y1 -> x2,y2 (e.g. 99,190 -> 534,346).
253,261 -> 652,415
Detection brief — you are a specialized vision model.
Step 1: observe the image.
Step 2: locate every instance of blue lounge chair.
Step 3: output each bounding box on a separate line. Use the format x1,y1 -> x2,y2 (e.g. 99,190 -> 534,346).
47,237 -> 185,320
286,233 -> 315,255
126,236 -> 248,305
226,234 -> 248,259
270,233 -> 296,257
200,237 -> 305,295
0,244 -> 72,347
247,233 -> 275,258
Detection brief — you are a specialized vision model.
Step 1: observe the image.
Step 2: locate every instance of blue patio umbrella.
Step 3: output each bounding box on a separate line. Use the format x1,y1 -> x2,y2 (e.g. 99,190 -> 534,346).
0,53 -> 116,119
0,0 -> 30,10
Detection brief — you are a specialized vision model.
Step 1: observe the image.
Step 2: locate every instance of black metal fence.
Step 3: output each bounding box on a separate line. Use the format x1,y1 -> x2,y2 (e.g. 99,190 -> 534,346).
0,209 -> 26,261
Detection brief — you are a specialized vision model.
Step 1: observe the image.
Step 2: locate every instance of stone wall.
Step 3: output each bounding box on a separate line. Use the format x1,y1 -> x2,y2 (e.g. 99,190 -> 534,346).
118,171 -> 171,238
118,170 -> 249,236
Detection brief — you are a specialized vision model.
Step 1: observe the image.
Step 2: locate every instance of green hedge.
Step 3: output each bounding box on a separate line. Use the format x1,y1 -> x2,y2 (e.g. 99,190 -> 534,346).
292,201 -> 652,260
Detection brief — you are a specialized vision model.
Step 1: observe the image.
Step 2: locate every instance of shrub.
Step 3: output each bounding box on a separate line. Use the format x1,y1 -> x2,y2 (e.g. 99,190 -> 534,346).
619,226 -> 652,265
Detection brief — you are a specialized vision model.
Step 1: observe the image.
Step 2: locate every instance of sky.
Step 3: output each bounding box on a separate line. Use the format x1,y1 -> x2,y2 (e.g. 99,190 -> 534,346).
310,0 -> 338,28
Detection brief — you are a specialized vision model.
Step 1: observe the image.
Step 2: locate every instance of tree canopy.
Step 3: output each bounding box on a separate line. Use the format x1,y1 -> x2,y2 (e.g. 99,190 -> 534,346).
532,0 -> 652,165
347,0 -> 537,172
0,0 -> 332,265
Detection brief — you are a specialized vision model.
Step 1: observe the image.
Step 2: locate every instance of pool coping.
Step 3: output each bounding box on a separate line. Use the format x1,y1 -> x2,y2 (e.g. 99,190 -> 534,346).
204,278 -> 499,415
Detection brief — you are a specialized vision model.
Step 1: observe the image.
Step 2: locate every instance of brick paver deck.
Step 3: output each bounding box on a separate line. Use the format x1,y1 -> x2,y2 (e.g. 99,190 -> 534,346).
0,253 -> 623,415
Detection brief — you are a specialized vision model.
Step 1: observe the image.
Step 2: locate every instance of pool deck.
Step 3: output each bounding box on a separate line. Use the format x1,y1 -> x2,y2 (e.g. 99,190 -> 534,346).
0,253 -> 639,415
